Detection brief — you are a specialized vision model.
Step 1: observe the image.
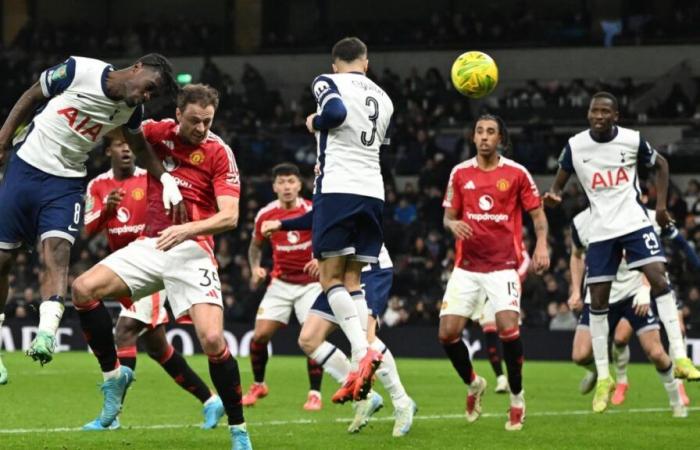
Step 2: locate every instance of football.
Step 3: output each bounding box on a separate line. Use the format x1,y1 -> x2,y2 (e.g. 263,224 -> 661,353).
450,51 -> 499,98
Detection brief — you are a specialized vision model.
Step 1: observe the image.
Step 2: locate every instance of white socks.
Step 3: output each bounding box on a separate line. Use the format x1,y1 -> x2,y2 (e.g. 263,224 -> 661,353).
371,338 -> 410,409
309,341 -> 351,384
103,366 -> 121,381
327,286 -> 368,367
0,313 -> 4,350
350,290 -> 369,334
658,365 -> 682,406
612,344 -> 630,384
590,310 -> 610,380
510,390 -> 525,408
655,291 -> 686,360
38,300 -> 65,335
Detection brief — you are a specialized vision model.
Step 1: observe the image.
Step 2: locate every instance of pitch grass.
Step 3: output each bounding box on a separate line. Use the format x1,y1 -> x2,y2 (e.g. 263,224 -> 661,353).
0,352 -> 697,449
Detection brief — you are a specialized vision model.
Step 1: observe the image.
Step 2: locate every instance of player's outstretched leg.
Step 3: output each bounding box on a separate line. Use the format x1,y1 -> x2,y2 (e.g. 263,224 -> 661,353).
0,313 -> 7,385
654,291 -> 700,381
483,325 -> 508,393
141,325 -> 224,429
500,326 -> 525,431
304,357 -> 324,411
191,304 -> 251,450
637,329 -> 687,418
74,299 -> 133,429
370,338 -> 416,437
27,238 -> 72,365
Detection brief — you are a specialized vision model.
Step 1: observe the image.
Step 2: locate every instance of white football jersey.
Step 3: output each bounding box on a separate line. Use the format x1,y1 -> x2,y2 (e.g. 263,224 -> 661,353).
572,209 -> 642,304
560,126 -> 656,243
14,56 -> 143,178
311,72 -> 394,200
362,244 -> 393,272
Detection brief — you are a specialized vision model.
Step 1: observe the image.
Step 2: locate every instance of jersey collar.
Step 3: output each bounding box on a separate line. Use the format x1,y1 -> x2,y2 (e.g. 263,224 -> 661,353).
588,125 -> 618,143
101,65 -> 121,101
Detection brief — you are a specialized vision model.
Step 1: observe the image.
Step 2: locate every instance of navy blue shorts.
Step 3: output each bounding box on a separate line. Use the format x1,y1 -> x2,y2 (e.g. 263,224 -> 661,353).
0,154 -> 85,249
312,193 -> 383,263
310,267 -> 393,323
578,298 -> 660,335
586,226 -> 666,283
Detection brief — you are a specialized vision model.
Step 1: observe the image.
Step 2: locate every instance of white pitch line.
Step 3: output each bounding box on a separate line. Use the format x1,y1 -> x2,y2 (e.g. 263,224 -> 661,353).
1,406 -> 696,434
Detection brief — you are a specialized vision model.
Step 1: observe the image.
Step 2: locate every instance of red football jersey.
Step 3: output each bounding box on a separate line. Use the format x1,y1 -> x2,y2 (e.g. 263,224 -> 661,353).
142,119 -> 241,248
84,168 -> 148,251
253,198 -> 315,285
443,156 -> 541,273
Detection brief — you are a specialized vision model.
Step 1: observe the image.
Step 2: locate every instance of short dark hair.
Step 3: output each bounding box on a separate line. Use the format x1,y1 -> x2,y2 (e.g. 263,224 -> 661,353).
176,83 -> 220,111
473,113 -> 511,152
272,163 -> 301,179
591,91 -> 619,111
136,53 -> 179,98
102,128 -> 124,150
331,37 -> 367,63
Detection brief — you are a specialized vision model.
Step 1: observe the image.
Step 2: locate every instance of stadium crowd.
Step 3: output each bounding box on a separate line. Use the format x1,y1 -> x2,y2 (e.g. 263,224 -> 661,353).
2,45 -> 700,332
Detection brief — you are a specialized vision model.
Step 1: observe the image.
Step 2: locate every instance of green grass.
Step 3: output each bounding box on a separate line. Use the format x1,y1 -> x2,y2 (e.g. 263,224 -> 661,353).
0,352 -> 696,449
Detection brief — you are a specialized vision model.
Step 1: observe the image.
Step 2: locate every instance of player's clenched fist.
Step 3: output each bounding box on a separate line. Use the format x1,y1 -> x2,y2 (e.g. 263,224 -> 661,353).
250,266 -> 268,290
542,191 -> 562,208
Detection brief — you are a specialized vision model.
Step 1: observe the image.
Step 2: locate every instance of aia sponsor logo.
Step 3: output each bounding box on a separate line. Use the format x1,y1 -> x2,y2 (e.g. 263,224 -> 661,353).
591,168 -> 629,189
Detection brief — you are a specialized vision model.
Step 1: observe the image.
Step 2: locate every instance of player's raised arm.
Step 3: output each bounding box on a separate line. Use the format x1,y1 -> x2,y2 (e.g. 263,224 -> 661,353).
544,144 -> 574,208
306,76 -> 347,133
121,126 -> 185,222
0,82 -> 46,166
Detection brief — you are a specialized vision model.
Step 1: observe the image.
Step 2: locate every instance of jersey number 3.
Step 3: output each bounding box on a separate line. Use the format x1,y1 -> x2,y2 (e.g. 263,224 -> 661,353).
360,96 -> 379,147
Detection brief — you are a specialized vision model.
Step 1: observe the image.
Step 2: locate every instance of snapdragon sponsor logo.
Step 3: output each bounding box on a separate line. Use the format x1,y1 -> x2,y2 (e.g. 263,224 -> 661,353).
466,212 -> 509,223
277,241 -> 312,252
109,223 -> 146,235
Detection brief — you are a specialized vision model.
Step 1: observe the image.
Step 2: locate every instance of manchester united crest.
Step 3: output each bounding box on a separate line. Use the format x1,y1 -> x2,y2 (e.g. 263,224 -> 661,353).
190,150 -> 205,165
131,188 -> 145,200
496,178 -> 510,192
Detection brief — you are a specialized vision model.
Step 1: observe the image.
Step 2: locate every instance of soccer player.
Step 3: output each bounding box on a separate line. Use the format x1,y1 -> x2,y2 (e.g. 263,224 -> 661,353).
568,208 -> 687,417
306,36 -> 394,401
544,91 -> 700,413
81,129 -> 224,430
70,84 -> 252,449
0,54 -> 183,377
475,242 -> 530,394
439,114 -> 550,431
262,215 -> 416,437
242,163 -> 325,410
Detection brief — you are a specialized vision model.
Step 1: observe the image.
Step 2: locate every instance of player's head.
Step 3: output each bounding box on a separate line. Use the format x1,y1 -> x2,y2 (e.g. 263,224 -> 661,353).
124,53 -> 178,107
587,91 -> 619,134
175,84 -> 220,146
103,128 -> 133,172
272,163 -> 302,204
472,114 -> 510,156
331,37 -> 368,74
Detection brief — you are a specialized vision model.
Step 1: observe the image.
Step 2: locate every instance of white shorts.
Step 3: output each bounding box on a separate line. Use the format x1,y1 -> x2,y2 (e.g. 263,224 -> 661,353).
440,267 -> 521,318
119,290 -> 169,329
100,238 -> 222,318
470,297 -> 497,324
256,278 -> 322,325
